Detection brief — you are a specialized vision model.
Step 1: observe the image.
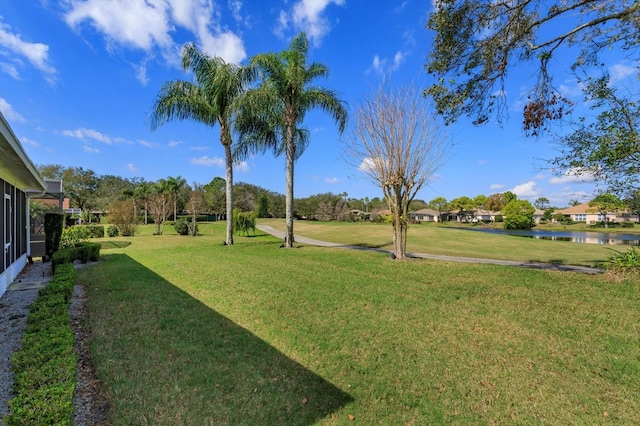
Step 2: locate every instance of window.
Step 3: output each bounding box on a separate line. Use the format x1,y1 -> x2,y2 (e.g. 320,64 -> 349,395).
574,214 -> 586,221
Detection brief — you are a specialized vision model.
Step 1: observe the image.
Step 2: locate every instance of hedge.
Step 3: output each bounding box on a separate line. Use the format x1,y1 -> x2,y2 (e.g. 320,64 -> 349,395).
51,243 -> 100,273
76,225 -> 105,238
7,263 -> 77,426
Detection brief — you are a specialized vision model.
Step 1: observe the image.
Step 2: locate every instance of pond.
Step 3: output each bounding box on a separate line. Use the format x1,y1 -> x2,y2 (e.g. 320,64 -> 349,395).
452,227 -> 640,246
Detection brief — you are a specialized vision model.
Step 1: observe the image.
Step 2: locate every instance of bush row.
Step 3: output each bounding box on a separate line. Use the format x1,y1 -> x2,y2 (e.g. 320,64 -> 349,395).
7,263 -> 77,426
51,243 -> 100,273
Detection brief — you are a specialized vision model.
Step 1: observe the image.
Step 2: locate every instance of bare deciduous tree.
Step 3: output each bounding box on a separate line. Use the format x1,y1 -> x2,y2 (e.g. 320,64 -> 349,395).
147,192 -> 171,235
346,83 -> 452,259
187,183 -> 206,236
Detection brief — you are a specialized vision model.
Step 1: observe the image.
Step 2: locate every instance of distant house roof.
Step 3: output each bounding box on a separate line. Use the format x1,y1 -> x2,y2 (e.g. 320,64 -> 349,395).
410,208 -> 440,216
0,111 -> 46,193
556,203 -> 591,214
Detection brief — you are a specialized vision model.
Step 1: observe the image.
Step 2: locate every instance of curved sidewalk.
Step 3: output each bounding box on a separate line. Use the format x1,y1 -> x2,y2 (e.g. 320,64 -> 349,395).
256,225 -> 603,274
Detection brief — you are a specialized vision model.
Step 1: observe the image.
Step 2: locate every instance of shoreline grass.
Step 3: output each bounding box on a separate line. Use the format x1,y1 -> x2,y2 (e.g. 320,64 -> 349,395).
77,222 -> 640,424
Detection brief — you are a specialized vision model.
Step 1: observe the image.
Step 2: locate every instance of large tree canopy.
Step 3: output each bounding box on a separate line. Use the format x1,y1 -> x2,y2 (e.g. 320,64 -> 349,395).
550,75 -> 640,194
425,0 -> 639,134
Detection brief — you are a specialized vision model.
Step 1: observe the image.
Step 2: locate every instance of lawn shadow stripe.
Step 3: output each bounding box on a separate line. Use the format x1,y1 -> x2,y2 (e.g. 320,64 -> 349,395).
84,253 -> 353,424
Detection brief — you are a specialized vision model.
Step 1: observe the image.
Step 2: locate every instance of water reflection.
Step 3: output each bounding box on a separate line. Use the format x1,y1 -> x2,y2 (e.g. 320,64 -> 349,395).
453,227 -> 640,245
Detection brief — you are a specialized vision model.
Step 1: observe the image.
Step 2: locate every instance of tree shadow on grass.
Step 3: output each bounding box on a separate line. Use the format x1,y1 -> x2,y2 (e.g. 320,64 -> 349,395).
349,241 -> 393,249
84,254 -> 353,424
99,241 -> 131,250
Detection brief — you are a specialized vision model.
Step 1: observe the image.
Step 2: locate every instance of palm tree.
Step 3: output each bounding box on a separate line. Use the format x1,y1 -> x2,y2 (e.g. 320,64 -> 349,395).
235,32 -> 348,247
150,43 -> 254,245
165,175 -> 186,221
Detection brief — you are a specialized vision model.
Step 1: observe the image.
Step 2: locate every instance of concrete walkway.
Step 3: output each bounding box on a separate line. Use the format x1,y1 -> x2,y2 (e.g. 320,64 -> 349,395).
256,225 -> 603,274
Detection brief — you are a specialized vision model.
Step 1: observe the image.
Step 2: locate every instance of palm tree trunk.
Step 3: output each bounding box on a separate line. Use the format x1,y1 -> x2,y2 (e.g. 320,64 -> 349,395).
285,126 -> 295,248
224,142 -> 234,245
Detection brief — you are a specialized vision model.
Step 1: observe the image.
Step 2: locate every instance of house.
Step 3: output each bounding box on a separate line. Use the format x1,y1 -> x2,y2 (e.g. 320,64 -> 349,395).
29,178 -> 65,257
555,203 -> 617,224
409,208 -> 441,222
1,111 -> 47,298
533,209 -> 546,224
347,209 -> 372,221
442,208 -> 501,223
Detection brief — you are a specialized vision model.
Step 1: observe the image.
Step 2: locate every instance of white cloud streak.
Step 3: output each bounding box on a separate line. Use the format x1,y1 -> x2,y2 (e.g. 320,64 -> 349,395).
0,17 -> 56,83
548,168 -> 595,184
62,127 -> 112,144
509,181 -> 540,198
191,156 -> 225,167
277,0 -> 345,46
0,98 -> 26,123
64,0 -> 247,82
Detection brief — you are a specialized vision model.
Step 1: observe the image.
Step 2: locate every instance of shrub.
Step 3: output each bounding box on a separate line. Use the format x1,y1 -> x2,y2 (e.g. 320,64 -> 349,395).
621,221 -> 635,228
44,213 -> 63,258
7,264 -> 77,426
59,226 -> 91,249
106,225 -> 119,237
233,209 -> 257,236
78,225 -> 104,238
51,243 -> 100,273
494,215 -> 503,223
107,200 -> 138,236
603,246 -> 640,281
174,219 -> 189,235
503,200 -> 535,230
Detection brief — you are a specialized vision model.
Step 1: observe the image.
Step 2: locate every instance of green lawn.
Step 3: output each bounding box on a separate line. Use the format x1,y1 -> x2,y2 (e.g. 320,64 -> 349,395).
77,222 -> 640,424
260,219 -> 618,267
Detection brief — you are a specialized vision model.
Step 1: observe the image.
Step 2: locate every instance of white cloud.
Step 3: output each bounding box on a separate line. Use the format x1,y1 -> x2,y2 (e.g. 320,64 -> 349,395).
394,1 -> 409,13
191,155 -> 225,167
509,181 -> 540,198
548,168 -> 595,184
138,139 -> 157,148
168,140 -> 183,147
62,127 -> 112,144
277,0 -> 345,46
228,0 -> 245,25
489,183 -> 504,190
392,51 -> 405,70
19,136 -> 39,147
371,54 -> 383,73
0,62 -> 20,80
369,51 -> 407,75
358,157 -> 377,173
83,145 -> 100,154
127,163 -> 138,173
325,177 -> 339,184
609,63 -> 637,85
0,17 -> 56,83
199,31 -> 246,64
189,146 -> 209,151
234,160 -> 249,172
0,98 -> 26,123
64,0 -> 247,79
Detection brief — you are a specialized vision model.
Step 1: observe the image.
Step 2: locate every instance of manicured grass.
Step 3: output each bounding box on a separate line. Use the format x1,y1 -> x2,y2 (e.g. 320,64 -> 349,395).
260,219 -> 615,267
77,222 -> 640,424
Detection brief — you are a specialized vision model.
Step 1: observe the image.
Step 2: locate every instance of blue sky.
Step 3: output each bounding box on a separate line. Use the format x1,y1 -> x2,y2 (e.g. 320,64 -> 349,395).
0,0 -> 635,207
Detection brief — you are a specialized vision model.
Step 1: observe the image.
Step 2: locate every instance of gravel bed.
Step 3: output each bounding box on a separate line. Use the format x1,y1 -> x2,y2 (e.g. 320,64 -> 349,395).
0,261 -> 108,425
0,287 -> 39,419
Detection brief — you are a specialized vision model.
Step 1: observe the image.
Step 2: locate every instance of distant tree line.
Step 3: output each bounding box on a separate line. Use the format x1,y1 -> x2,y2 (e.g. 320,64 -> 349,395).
35,164 -> 638,232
